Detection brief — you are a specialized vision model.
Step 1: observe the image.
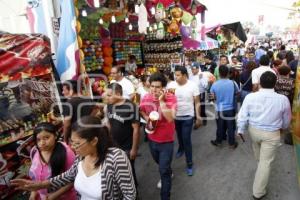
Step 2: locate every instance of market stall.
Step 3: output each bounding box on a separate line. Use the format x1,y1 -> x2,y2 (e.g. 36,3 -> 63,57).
0,33 -> 61,199
206,21 -> 247,54
60,0 -> 208,96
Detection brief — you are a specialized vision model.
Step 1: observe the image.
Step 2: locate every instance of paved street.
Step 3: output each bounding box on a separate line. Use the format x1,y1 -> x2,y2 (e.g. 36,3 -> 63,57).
135,107 -> 300,200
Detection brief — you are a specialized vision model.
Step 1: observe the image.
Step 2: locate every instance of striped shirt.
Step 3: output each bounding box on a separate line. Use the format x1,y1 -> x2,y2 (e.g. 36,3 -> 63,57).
49,148 -> 136,200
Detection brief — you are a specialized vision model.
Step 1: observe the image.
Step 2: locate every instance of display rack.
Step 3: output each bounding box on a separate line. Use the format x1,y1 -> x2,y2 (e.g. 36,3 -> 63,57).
112,39 -> 144,67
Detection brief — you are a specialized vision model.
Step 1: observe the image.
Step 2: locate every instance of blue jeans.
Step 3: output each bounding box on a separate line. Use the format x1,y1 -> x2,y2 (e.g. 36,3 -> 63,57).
149,141 -> 174,200
241,89 -> 251,104
175,117 -> 194,168
216,110 -> 236,145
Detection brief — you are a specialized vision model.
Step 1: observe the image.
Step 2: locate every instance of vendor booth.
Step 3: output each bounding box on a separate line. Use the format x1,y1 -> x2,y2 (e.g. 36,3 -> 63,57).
0,33 -> 61,199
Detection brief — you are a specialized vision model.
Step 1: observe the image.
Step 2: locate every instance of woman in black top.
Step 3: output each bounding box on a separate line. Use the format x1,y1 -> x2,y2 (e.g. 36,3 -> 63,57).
240,61 -> 257,104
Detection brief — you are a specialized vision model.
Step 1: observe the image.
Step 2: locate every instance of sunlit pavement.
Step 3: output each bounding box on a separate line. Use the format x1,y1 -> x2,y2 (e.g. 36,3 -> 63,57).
135,107 -> 300,200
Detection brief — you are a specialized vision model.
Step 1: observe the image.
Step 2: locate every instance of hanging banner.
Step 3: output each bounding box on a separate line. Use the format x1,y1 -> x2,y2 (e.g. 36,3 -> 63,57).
292,52 -> 300,186
0,33 -> 52,83
56,0 -> 79,81
26,0 -> 47,34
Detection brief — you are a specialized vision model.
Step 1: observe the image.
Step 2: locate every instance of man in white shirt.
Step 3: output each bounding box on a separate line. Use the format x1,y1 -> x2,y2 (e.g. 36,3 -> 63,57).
174,65 -> 201,176
189,64 -> 208,125
251,55 -> 276,92
125,55 -> 138,75
237,71 -> 291,200
110,66 -> 135,100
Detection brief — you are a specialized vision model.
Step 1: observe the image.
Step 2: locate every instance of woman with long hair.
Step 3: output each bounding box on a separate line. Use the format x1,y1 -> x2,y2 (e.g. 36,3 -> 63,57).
29,122 -> 76,200
240,61 -> 257,104
12,116 -> 136,200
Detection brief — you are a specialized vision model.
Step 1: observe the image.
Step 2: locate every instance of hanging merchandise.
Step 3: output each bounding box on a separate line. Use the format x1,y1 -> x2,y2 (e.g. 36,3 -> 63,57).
170,6 -> 183,23
82,39 -> 103,72
156,22 -> 165,39
155,3 -> 165,22
138,3 -> 148,34
167,20 -> 180,35
190,16 -> 197,39
181,11 -> 193,25
167,5 -> 183,35
113,40 -> 144,66
144,32 -> 183,70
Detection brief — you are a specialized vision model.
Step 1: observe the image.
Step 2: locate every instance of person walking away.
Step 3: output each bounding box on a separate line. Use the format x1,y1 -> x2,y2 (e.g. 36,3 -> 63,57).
210,65 -> 239,149
237,71 -> 291,200
240,61 -> 257,104
251,55 -> 276,92
140,72 -> 177,200
274,65 -> 295,145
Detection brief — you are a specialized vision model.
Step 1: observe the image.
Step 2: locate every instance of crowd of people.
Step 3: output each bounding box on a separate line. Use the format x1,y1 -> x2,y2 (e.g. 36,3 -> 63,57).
11,42 -> 297,200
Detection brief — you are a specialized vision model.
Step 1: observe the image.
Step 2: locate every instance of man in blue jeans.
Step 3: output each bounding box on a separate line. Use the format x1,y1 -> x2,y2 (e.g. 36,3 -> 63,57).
174,66 -> 201,176
140,72 -> 177,200
210,65 -> 239,149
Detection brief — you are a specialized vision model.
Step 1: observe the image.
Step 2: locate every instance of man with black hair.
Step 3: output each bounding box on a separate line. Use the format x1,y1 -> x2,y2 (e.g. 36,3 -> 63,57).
214,55 -> 229,80
106,82 -> 140,187
210,65 -> 239,149
204,54 -> 217,73
62,80 -> 94,143
110,66 -> 135,100
237,71 -> 291,200
173,65 -> 201,176
140,72 -> 177,200
251,55 -> 276,92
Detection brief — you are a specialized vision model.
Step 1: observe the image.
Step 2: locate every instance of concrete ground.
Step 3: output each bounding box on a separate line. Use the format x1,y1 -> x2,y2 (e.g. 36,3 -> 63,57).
135,107 -> 300,200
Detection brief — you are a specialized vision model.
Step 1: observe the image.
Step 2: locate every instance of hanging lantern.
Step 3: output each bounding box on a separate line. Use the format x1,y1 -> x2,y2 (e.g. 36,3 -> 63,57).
151,7 -> 155,15
94,0 -> 100,8
111,15 -> 116,23
125,16 -> 129,23
129,23 -> 133,30
135,4 -> 140,13
191,3 -> 197,15
153,23 -> 157,30
149,26 -> 153,32
81,10 -> 87,17
99,18 -> 103,24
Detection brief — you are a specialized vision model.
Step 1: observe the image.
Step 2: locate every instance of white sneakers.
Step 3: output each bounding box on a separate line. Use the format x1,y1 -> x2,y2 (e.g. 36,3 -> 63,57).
157,173 -> 174,189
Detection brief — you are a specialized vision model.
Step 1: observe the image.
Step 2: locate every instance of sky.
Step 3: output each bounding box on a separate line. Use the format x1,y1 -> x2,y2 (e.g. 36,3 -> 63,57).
200,0 -> 297,29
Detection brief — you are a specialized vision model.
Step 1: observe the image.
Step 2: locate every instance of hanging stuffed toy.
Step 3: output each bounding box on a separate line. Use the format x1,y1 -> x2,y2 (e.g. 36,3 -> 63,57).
138,3 -> 148,34
156,22 -> 165,39
167,19 -> 180,35
167,3 -> 182,35
155,3 -> 165,22
170,6 -> 183,23
190,16 -> 197,39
